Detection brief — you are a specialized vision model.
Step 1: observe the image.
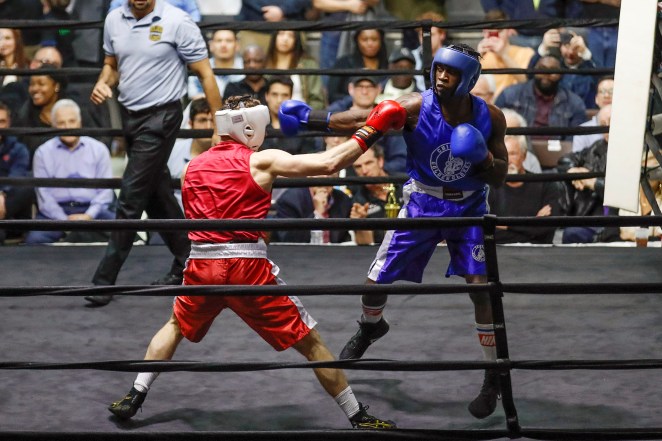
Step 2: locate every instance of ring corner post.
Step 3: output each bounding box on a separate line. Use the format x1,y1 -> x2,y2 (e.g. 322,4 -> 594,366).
482,214 -> 520,433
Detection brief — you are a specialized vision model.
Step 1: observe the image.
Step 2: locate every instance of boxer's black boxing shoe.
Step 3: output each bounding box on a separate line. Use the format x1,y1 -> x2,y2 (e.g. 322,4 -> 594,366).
468,369 -> 501,419
349,403 -> 397,429
108,387 -> 147,420
339,318 -> 389,359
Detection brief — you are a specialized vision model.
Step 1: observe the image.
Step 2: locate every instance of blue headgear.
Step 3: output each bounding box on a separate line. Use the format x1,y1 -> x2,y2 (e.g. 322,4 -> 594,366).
430,45 -> 481,97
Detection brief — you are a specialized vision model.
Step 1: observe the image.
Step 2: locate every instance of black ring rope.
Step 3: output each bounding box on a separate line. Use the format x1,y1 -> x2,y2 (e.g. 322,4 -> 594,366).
0,281 -> 659,298
0,282 -> 491,297
0,17 -> 619,32
0,171 -> 606,190
0,214 -> 658,232
0,66 -> 615,77
0,429 -> 509,441
0,124 -> 611,137
3,428 -> 662,441
3,358 -> 662,373
6,429 -> 662,441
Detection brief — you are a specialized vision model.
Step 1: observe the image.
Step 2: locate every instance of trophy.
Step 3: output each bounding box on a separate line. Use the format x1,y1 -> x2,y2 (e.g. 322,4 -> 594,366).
384,183 -> 401,218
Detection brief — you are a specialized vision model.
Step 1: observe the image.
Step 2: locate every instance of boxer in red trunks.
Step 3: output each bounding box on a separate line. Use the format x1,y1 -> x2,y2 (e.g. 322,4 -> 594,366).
107,95 -> 407,429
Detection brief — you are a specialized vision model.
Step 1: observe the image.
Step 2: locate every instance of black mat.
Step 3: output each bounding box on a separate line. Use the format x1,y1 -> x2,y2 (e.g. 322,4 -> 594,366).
1,244 -> 661,435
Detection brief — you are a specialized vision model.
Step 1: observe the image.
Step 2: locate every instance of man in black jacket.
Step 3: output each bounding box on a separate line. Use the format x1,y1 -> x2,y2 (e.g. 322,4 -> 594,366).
557,104 -> 614,243
270,181 -> 353,244
489,134 -> 560,243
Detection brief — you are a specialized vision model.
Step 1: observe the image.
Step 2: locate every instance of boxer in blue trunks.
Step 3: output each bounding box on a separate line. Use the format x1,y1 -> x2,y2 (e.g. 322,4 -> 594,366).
279,43 -> 508,419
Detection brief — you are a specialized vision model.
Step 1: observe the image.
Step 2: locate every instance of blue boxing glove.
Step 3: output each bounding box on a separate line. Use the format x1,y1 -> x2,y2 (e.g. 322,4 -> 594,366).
278,100 -> 330,136
450,123 -> 490,165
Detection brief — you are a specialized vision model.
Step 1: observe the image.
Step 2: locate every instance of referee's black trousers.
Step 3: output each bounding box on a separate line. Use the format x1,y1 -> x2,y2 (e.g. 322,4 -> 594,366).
92,101 -> 190,285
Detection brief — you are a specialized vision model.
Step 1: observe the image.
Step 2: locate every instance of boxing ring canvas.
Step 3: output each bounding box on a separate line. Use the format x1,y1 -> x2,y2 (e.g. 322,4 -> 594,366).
1,244 -> 661,435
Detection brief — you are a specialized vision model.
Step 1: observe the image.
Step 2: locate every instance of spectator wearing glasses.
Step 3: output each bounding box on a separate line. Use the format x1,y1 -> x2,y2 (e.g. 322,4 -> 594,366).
29,45 -> 63,69
572,76 -> 613,153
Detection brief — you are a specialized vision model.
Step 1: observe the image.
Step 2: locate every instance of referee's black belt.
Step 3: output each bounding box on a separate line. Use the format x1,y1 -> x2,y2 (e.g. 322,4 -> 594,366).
123,100 -> 181,117
59,201 -> 90,208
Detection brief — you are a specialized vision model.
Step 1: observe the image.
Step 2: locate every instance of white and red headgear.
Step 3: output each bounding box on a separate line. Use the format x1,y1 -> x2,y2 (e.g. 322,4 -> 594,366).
215,104 -> 270,150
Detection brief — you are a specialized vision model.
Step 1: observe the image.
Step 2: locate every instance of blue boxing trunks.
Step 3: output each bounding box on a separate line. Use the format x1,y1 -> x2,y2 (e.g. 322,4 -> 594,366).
367,179 -> 488,284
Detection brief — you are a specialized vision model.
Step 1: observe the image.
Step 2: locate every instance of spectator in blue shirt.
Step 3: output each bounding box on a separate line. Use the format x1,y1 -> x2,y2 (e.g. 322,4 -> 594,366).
25,99 -> 115,244
0,102 -> 32,245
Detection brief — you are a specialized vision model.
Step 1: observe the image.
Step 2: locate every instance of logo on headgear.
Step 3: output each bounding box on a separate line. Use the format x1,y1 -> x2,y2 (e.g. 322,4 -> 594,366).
471,244 -> 485,262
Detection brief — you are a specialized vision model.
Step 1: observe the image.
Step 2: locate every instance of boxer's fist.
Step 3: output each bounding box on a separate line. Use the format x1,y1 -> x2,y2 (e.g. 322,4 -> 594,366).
450,123 -> 489,164
279,100 -> 311,136
279,100 -> 331,136
352,100 -> 407,151
366,100 -> 407,132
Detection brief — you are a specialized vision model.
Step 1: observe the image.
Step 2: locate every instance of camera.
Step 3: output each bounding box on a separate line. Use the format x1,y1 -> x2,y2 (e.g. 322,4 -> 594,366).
560,32 -> 573,45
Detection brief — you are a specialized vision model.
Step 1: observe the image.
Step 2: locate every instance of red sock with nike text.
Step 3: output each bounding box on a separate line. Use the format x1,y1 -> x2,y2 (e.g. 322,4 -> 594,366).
361,302 -> 386,324
476,323 -> 496,361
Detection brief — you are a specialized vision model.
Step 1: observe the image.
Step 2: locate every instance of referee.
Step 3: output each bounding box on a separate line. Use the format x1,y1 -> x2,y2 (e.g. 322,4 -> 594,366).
86,0 -> 222,306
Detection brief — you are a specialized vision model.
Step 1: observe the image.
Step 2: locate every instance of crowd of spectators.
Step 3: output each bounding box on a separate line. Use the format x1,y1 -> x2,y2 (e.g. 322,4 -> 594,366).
0,0 -> 650,248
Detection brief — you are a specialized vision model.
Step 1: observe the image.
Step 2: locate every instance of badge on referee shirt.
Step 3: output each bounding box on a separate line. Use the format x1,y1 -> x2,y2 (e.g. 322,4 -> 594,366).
149,25 -> 163,41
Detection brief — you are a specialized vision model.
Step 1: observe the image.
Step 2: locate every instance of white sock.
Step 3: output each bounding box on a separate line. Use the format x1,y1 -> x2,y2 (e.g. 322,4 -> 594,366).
361,302 -> 386,324
133,372 -> 159,393
334,386 -> 361,418
476,323 -> 496,361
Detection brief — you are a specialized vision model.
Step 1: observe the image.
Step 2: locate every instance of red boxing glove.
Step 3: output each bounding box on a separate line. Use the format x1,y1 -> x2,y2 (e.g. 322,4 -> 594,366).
352,100 -> 407,152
